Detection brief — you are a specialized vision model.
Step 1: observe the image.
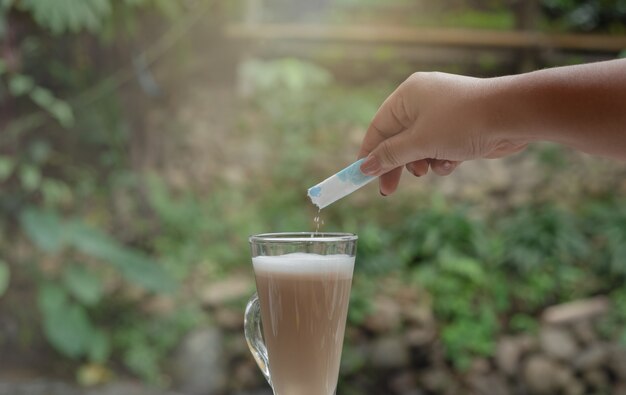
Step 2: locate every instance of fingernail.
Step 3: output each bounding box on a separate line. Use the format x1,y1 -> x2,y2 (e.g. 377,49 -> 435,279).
360,155 -> 381,176
442,160 -> 452,170
380,190 -> 387,196
407,163 -> 419,177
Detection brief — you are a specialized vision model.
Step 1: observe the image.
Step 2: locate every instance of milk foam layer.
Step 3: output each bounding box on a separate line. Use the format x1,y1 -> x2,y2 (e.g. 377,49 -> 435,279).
253,252 -> 354,276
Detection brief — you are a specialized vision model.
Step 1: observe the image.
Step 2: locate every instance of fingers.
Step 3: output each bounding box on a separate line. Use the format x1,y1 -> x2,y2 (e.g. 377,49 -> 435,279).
406,159 -> 429,177
358,83 -> 412,159
377,158 -> 461,198
429,159 -> 461,176
379,167 -> 403,196
361,129 -> 429,176
404,159 -> 462,179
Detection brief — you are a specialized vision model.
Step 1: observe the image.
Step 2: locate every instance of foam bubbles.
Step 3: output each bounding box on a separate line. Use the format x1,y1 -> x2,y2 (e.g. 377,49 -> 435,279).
253,253 -> 355,276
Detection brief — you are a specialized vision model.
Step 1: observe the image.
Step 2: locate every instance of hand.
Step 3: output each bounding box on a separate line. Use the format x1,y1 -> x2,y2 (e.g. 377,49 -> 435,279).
358,72 -> 528,196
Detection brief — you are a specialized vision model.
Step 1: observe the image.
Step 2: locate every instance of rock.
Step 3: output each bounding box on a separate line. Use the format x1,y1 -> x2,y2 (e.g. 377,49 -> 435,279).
419,369 -> 453,393
229,333 -> 250,357
393,284 -> 423,305
233,360 -> 262,388
541,297 -> 609,325
553,365 -> 576,388
0,379 -> 181,395
390,371 -> 417,394
173,327 -> 226,395
364,296 -> 402,333
614,383 -> 626,395
611,348 -> 626,380
142,295 -> 176,315
583,369 -> 610,391
215,307 -> 244,330
404,327 -> 435,347
340,344 -> 369,375
403,305 -> 435,327
87,382 -> 182,395
201,276 -> 252,307
517,335 -> 540,353
76,364 -> 113,387
469,358 -> 491,375
540,326 -> 579,361
522,355 -> 561,395
428,340 -> 447,366
571,320 -> 597,346
467,373 -> 510,395
232,391 -> 273,395
573,343 -> 609,371
0,381 -> 81,395
369,337 -> 410,369
562,380 -> 585,395
496,336 -> 524,376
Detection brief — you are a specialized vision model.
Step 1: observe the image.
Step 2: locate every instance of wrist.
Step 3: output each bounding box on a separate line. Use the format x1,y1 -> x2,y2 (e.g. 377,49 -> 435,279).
479,74 -> 541,145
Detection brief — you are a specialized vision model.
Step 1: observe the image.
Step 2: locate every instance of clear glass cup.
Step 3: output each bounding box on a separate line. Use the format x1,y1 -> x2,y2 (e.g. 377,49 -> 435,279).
245,232 -> 358,395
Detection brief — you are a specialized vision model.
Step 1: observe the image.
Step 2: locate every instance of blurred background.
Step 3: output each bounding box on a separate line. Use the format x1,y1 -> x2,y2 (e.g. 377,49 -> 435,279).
1,0 -> 626,394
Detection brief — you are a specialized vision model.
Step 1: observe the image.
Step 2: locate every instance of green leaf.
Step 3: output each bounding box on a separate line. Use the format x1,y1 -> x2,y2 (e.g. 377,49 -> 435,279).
123,342 -> 160,382
65,221 -> 177,293
38,283 -> 69,313
49,100 -> 74,127
19,164 -> 41,191
29,140 -> 52,163
0,260 -> 10,298
88,329 -> 111,363
18,0 -> 112,34
63,265 -> 103,306
152,0 -> 181,18
115,250 -> 177,293
45,305 -> 93,358
21,209 -> 176,293
8,74 -> 35,96
41,179 -> 73,206
39,283 -> 94,359
439,253 -> 486,285
0,155 -> 15,181
29,86 -> 55,108
0,60 -> 6,75
19,208 -> 63,253
1,0 -> 14,11
124,0 -> 148,6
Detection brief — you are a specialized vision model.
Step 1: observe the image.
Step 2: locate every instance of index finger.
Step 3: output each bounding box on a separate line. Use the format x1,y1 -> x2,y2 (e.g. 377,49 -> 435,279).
358,84 -> 412,159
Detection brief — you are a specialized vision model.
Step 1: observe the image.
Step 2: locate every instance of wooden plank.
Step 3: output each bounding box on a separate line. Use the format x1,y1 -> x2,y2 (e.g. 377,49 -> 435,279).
225,24 -> 626,52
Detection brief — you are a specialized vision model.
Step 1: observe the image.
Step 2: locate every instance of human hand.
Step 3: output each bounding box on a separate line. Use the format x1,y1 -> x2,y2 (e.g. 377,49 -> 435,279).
358,72 -> 528,195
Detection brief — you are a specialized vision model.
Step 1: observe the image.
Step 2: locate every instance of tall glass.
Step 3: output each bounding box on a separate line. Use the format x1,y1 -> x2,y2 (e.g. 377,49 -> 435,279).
245,232 -> 357,395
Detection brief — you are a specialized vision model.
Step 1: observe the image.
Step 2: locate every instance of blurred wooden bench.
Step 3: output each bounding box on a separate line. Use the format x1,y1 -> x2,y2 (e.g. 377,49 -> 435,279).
225,23 -> 626,53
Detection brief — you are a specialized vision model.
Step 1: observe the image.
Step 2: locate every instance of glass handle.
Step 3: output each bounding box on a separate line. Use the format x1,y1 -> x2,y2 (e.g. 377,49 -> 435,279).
244,292 -> 272,385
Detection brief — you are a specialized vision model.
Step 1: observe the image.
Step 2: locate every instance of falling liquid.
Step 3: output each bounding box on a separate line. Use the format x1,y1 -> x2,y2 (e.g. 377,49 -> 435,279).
313,208 -> 324,236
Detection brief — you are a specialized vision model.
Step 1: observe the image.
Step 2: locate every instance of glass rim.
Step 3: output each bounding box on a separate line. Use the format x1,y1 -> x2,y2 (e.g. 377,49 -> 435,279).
249,232 -> 357,243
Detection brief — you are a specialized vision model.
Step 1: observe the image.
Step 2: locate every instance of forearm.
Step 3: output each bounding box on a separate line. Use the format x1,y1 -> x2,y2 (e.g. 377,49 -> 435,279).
488,59 -> 626,160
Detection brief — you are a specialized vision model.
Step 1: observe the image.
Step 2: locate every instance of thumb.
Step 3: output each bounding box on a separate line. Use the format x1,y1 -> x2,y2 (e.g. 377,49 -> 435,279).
360,133 -> 423,176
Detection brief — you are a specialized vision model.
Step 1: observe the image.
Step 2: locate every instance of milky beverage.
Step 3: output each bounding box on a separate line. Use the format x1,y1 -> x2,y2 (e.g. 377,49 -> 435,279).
253,253 -> 354,395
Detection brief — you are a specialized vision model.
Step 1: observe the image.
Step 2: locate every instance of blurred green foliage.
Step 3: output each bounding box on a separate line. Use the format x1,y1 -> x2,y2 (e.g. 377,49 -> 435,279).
336,193 -> 626,371
2,0 -> 180,35
0,0 -> 192,383
542,0 -> 626,32
441,9 -> 515,30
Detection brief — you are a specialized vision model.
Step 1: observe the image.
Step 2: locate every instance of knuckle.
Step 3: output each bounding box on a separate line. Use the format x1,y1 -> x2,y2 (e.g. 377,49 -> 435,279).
390,94 -> 412,128
407,71 -> 426,84
380,140 -> 400,167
